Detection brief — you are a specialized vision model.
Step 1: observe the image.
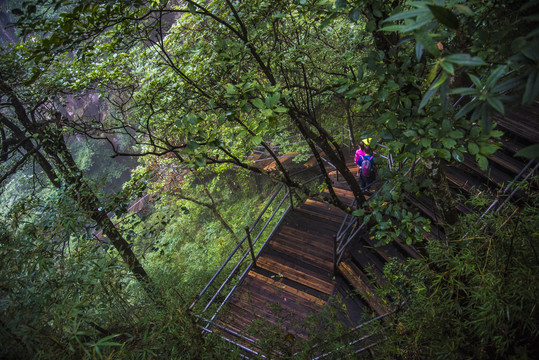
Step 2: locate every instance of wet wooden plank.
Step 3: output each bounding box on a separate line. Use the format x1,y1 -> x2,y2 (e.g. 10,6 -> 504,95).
338,260 -> 389,316
256,253 -> 335,295
267,238 -> 333,271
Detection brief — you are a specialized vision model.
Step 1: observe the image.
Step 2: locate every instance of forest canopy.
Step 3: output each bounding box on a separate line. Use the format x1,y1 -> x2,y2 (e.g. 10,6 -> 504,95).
1,0 -> 538,359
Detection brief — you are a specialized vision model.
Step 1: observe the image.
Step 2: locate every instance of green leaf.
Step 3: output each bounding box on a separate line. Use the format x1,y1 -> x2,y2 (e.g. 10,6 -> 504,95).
188,141 -> 199,151
486,95 -> 505,115
252,135 -> 263,145
454,4 -> 473,15
187,2 -> 197,14
401,16 -> 431,33
514,144 -> 539,159
195,156 -> 206,167
440,60 -> 454,75
365,19 -> 376,32
350,8 -> 361,22
468,142 -> 479,155
480,143 -> 498,155
448,87 -> 479,96
403,130 -> 417,137
420,138 -> 431,147
266,92 -> 280,107
385,8 -> 430,22
415,31 -> 440,56
252,98 -> 265,109
493,77 -> 523,94
437,148 -> 451,160
188,114 -> 198,124
352,209 -> 365,217
477,155 -> 488,170
335,0 -> 349,9
455,100 -> 479,119
226,84 -> 238,95
449,130 -> 464,139
468,74 -> 482,88
446,54 -> 486,66
522,69 -> 539,105
441,138 -> 456,149
419,73 -> 447,110
485,65 -> 507,89
379,24 -> 405,32
427,4 -> 459,29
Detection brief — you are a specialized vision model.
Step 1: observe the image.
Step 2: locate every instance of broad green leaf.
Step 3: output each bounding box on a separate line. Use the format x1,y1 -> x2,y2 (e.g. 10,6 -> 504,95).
365,19 -> 376,32
485,65 -> 507,89
379,24 -> 405,32
514,144 -> 539,159
440,60 -> 454,75
493,77 -> 523,94
415,31 -> 440,56
401,16 -> 431,33
385,8 -> 430,22
446,54 -> 486,66
437,148 -> 451,160
420,138 -> 431,147
448,87 -> 479,96
456,100 -> 479,119
449,130 -> 464,139
252,98 -> 265,109
441,138 -> 456,149
477,154 -> 488,170
442,119 -> 451,133
352,208 -> 365,216
350,8 -> 361,22
252,135 -> 263,145
431,72 -> 448,90
427,4 -> 459,29
468,74 -> 482,88
486,95 -> 505,115
468,143 -> 479,155
188,114 -> 198,124
403,130 -> 417,137
480,143 -> 498,155
452,150 -> 464,162
454,4 -> 473,15
419,73 -> 446,110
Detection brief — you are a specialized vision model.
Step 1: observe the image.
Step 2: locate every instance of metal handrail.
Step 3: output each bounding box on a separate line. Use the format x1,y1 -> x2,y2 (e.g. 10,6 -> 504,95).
190,156 -> 338,315
189,183 -> 287,312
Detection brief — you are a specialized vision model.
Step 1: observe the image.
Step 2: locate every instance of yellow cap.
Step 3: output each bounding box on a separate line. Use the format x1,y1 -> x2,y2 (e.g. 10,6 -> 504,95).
362,138 -> 372,146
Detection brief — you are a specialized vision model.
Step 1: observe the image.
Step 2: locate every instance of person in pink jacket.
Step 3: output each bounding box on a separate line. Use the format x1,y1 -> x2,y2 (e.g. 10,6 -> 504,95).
354,138 -> 371,176
354,142 -> 366,176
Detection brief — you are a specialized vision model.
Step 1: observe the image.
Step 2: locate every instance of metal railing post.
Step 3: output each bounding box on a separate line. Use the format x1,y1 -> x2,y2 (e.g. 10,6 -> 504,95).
287,185 -> 294,210
333,235 -> 337,276
244,226 -> 257,268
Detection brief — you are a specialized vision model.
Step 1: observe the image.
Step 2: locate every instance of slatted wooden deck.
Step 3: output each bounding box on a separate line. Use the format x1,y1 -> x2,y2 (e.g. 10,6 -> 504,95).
212,183 -> 372,347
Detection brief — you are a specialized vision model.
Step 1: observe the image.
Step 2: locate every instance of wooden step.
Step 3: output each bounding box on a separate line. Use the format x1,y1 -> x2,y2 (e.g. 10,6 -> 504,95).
360,234 -> 408,263
248,270 -> 328,308
256,252 -> 335,295
267,237 -> 333,271
338,260 -> 389,316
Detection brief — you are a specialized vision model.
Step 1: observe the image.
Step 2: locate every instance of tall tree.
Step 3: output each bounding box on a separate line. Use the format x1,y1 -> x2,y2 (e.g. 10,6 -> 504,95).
0,63 -> 154,297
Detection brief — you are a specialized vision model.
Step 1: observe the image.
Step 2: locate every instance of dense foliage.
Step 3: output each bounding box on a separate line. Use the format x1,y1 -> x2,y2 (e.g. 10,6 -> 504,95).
1,0 -> 538,358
